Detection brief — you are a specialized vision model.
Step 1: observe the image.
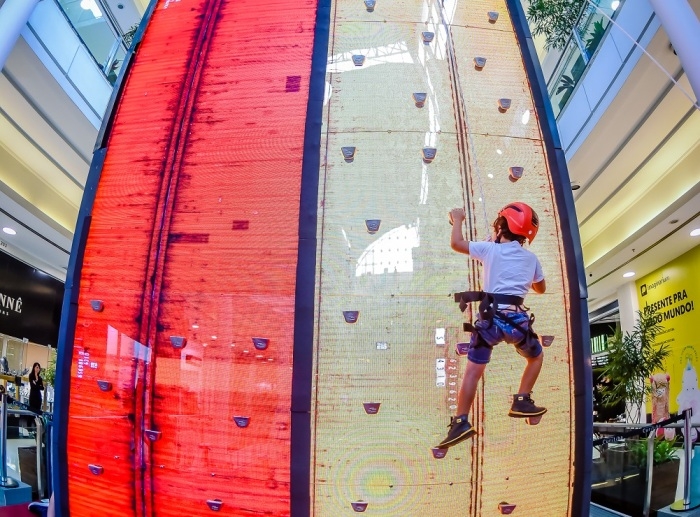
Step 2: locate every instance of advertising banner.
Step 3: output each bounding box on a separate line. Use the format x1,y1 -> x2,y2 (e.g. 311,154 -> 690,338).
0,250 -> 64,346
637,244 -> 699,415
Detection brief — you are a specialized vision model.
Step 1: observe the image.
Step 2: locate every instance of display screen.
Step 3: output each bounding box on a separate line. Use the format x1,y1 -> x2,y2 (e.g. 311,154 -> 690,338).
58,0 -> 583,515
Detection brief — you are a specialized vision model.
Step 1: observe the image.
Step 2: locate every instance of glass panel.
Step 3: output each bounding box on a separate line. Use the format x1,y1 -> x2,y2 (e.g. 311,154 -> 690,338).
56,0 -> 125,81
591,431 -> 682,516
546,0 -> 618,117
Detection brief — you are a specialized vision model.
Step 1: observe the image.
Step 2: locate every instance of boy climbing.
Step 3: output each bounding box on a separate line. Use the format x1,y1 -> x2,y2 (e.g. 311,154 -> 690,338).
437,202 -> 547,449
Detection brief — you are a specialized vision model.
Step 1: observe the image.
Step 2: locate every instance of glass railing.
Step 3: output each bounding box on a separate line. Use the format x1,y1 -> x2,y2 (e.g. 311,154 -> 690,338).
53,0 -> 135,85
592,418 -> 699,517
546,0 -> 622,117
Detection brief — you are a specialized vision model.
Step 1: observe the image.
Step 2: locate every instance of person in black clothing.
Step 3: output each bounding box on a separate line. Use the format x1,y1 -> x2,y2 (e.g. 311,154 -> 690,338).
29,362 -> 44,413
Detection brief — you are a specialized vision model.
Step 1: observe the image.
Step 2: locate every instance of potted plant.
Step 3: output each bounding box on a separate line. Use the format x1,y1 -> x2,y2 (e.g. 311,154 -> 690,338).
629,437 -> 680,515
599,310 -> 670,423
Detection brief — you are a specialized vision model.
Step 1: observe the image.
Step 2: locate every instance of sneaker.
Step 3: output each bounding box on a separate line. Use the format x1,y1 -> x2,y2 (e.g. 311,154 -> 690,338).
436,414 -> 476,448
28,500 -> 50,516
508,393 -> 547,418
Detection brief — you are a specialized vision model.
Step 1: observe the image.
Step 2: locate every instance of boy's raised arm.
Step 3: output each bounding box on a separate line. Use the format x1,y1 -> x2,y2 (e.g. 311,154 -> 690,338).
449,208 -> 470,255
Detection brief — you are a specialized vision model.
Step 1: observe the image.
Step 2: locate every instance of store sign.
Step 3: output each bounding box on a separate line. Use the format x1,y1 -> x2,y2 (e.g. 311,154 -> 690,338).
0,251 -> 64,346
636,244 -> 699,414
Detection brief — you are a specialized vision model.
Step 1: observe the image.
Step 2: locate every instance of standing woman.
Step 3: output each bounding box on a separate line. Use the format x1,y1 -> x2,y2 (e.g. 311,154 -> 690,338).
29,362 -> 44,413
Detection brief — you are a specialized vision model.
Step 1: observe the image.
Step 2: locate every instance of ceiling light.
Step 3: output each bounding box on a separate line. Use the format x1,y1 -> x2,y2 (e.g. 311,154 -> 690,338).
623,271 -> 635,278
691,228 -> 700,237
2,227 -> 16,235
611,0 -> 620,10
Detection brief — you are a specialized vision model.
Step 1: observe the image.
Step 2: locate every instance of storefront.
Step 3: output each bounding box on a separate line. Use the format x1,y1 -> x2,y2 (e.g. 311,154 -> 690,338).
0,250 -> 63,376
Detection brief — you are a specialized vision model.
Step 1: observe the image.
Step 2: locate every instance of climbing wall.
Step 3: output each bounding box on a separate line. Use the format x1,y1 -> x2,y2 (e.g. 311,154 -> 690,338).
56,0 -> 585,515
311,0 -> 576,515
61,0 -> 317,515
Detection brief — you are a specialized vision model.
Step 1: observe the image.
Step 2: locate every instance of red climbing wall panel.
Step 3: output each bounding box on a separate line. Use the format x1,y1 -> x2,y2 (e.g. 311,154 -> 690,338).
65,0 -> 317,515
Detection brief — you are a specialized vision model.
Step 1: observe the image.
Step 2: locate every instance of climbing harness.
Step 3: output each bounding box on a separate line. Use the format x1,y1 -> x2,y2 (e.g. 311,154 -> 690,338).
454,291 -> 539,344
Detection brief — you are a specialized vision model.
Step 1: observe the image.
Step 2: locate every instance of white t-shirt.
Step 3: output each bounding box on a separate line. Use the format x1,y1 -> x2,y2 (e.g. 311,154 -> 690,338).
468,240 -> 544,297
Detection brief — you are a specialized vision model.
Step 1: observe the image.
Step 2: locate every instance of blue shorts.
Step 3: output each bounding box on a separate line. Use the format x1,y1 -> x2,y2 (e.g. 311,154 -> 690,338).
466,311 -> 542,365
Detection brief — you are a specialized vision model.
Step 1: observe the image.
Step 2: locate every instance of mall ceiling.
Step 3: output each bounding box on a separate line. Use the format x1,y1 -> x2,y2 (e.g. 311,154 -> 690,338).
0,0 -> 698,315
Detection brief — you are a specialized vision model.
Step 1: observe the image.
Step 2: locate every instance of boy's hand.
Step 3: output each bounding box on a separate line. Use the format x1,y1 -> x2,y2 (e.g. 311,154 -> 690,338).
449,208 -> 466,225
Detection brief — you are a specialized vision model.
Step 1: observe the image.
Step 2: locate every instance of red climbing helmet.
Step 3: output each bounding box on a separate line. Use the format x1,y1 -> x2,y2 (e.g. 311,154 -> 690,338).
498,202 -> 539,242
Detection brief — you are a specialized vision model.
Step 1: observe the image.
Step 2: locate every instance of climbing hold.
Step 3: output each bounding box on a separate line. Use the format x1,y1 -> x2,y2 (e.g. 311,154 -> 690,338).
498,502 -> 516,514
422,147 -> 437,163
352,55 -> 365,66
363,402 -> 381,414
343,310 -> 359,323
341,146 -> 356,162
252,337 -> 269,350
456,342 -> 469,356
88,464 -> 104,476
526,415 -> 543,425
90,300 -> 104,312
413,92 -> 427,108
206,499 -> 224,512
96,380 -> 112,392
509,166 -> 524,182
422,32 -> 434,44
365,219 -> 381,234
233,416 -> 250,428
474,57 -> 486,69
498,98 -> 511,112
488,11 -> 499,23
431,447 -> 448,459
170,336 -> 187,349
144,430 -> 162,442
541,335 -> 555,347
352,501 -> 368,512
376,341 -> 389,350
364,0 -> 375,12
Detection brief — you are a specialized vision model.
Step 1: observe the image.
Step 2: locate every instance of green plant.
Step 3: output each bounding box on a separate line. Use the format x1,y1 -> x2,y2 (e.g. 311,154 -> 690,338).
526,0 -> 588,51
123,23 -> 139,49
43,350 -> 57,386
556,74 -> 576,95
585,19 -> 606,55
599,310 -> 670,422
628,437 -> 679,467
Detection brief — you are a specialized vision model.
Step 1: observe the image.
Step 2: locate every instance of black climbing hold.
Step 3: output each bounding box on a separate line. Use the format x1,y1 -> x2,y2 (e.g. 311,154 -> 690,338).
363,402 -> 380,414
365,219 -> 381,234
341,146 -> 356,162
145,430 -> 162,442
422,147 -> 437,163
413,92 -> 427,108
509,166 -> 524,182
97,380 -> 112,392
206,499 -> 224,512
90,300 -> 104,312
170,336 -> 187,349
352,55 -> 365,66
343,311 -> 359,323
474,57 -> 486,69
352,501 -> 368,512
432,447 -> 447,459
252,337 -> 269,350
233,416 -> 250,428
422,32 -> 434,44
